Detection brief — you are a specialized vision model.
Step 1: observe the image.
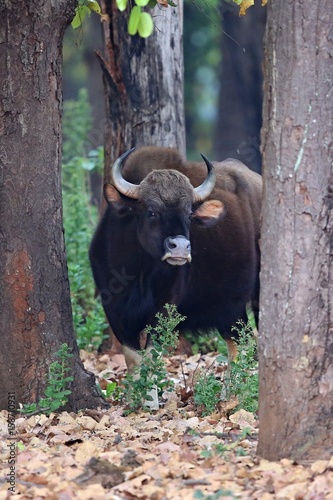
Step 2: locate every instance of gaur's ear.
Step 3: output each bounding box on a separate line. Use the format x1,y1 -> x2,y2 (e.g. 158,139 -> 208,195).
192,200 -> 226,227
104,183 -> 136,217
104,183 -> 121,203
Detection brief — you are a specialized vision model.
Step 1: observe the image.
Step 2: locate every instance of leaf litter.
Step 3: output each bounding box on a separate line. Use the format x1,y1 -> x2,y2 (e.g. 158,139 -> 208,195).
0,349 -> 332,499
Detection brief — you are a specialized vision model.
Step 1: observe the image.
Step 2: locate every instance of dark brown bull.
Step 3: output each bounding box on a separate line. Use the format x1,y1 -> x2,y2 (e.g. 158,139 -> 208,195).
89,147 -> 262,371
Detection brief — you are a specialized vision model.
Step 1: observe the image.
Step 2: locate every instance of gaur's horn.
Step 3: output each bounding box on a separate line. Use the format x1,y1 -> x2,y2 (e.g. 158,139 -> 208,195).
111,148 -> 140,199
193,153 -> 216,203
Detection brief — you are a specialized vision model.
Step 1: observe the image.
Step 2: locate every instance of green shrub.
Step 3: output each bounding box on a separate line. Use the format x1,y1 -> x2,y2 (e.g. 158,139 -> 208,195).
220,321 -> 259,414
193,371 -> 222,416
192,320 -> 258,416
62,89 -> 107,350
121,304 -> 185,413
21,344 -> 74,415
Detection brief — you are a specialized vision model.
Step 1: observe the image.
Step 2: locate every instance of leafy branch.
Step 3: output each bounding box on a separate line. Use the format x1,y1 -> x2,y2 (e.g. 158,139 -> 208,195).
72,0 -> 178,38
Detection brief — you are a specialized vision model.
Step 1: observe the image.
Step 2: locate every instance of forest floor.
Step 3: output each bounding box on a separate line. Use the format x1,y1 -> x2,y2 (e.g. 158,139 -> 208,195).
0,349 -> 332,500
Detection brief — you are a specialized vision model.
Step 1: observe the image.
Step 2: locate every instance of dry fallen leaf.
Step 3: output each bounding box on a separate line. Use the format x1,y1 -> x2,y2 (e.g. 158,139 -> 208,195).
0,348 -> 331,500
239,0 -> 254,16
75,440 -> 100,464
311,460 -> 330,474
229,408 -> 256,429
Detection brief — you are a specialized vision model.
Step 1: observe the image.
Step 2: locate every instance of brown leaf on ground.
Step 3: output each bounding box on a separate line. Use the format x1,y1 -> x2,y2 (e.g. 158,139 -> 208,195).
1,349 -> 331,499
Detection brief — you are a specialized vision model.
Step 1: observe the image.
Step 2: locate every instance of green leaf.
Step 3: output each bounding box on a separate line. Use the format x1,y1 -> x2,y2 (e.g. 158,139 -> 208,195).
116,0 -> 128,12
135,0 -> 150,6
21,402 -> 37,414
87,0 -> 101,14
106,382 -> 117,398
71,5 -> 91,29
137,12 -> 154,38
72,10 -> 83,29
128,6 -> 141,35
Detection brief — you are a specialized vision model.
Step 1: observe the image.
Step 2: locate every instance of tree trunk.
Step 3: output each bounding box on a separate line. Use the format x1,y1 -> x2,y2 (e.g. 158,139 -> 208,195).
214,0 -> 266,173
100,0 -> 185,182
258,1 -> 333,460
0,1 -> 107,410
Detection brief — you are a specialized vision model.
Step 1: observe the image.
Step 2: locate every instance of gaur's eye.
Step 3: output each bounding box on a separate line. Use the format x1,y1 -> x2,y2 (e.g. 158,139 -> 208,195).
148,209 -> 158,218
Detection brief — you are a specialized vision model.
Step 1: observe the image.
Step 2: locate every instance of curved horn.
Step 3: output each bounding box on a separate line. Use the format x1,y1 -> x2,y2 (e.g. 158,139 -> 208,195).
193,153 -> 217,203
111,148 -> 140,199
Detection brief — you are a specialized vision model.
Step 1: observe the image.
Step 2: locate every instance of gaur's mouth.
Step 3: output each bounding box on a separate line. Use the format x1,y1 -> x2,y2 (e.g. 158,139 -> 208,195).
161,253 -> 192,266
162,235 -> 192,266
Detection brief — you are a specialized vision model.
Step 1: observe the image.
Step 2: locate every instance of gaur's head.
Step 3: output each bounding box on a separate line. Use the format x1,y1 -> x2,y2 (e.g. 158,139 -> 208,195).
104,148 -> 225,266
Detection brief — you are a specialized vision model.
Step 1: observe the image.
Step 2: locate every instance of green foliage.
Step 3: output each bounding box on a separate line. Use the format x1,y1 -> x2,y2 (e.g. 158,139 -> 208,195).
122,304 -> 185,413
127,3 -> 154,38
105,381 -> 123,400
148,304 -> 185,352
192,321 -> 258,416
71,0 -> 179,38
63,89 -> 108,351
62,88 -> 92,162
220,321 -> 258,413
72,0 -> 101,29
116,0 -> 128,11
21,344 -> 74,416
193,371 -> 222,416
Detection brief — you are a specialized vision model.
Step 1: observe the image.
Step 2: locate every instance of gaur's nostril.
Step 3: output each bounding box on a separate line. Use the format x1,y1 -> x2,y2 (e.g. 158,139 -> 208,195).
168,240 -> 177,250
164,235 -> 191,254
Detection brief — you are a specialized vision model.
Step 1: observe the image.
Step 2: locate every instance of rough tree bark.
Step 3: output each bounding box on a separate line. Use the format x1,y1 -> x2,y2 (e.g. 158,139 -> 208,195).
100,0 -> 186,183
0,1 -> 107,410
214,0 -> 266,173
258,1 -> 333,460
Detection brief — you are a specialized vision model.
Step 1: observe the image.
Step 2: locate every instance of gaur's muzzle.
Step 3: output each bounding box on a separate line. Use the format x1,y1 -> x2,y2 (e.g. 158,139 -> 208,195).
162,235 -> 192,266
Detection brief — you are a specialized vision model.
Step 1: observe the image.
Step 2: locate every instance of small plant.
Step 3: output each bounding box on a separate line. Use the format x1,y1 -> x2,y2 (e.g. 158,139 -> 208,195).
220,321 -> 258,414
193,370 -> 222,416
105,381 -> 123,401
20,344 -> 74,415
121,304 -> 185,413
201,427 -> 253,460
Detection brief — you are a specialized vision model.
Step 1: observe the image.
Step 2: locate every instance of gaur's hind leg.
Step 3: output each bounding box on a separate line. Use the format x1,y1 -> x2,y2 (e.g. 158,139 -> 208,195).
225,338 -> 238,364
219,336 -> 238,400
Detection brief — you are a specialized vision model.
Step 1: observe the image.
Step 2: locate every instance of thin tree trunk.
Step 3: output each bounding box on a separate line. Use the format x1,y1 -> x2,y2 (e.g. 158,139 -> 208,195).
0,1 -> 107,410
100,0 -> 185,182
258,0 -> 333,460
214,0 -> 266,173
